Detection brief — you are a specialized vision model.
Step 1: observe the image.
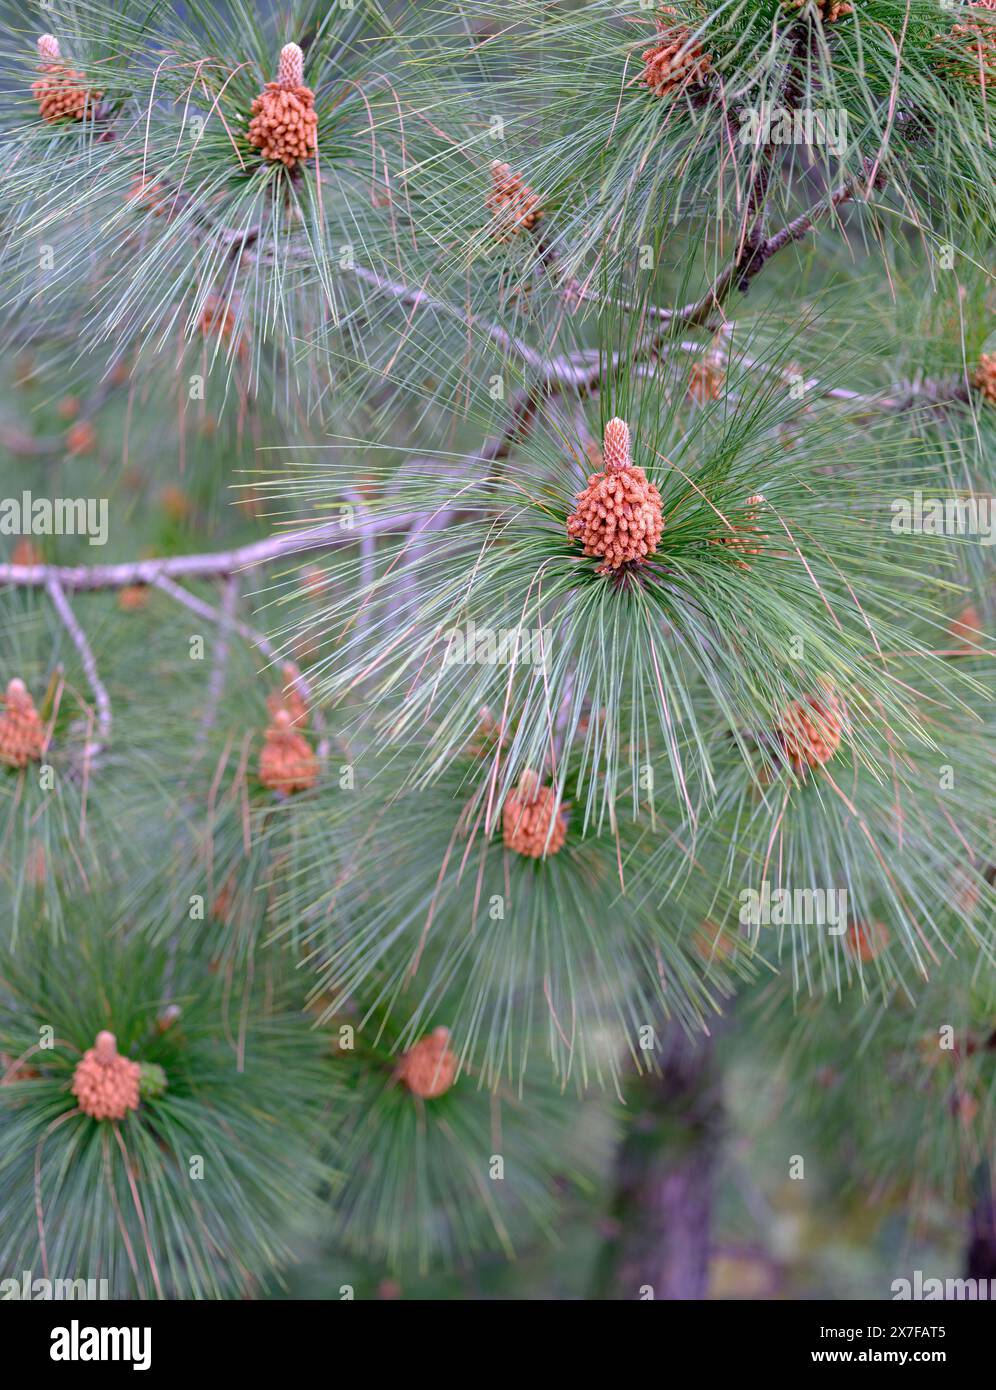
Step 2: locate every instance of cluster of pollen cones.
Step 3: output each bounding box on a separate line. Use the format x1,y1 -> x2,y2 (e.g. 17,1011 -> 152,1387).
783,0 -> 853,22
939,5 -> 996,86
266,664 -> 309,727
777,683 -> 844,775
199,293 -> 237,340
639,7 -> 712,101
400,1027 -> 458,1098
688,355 -> 725,403
567,418 -> 664,574
248,43 -> 317,167
949,603 -> 984,652
502,770 -> 568,858
845,919 -> 890,963
71,1032 -> 142,1121
32,35 -> 101,123
485,161 -> 543,240
466,705 -> 504,757
259,674 -> 317,792
0,678 -> 45,768
974,353 -> 996,403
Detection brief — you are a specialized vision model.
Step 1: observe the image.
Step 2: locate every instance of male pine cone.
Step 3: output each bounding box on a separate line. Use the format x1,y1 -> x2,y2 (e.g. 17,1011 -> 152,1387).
258,708 -> 318,793
248,43 -> 317,168
485,161 -> 543,240
939,10 -> 996,86
0,678 -> 45,768
71,1032 -> 142,1121
32,35 -> 100,124
639,7 -> 712,100
712,493 -> 766,569
566,418 -> 664,573
266,664 -> 309,728
777,684 -> 844,775
502,770 -> 568,858
783,0 -> 853,23
974,353 -> 996,404
400,1027 -> 458,1099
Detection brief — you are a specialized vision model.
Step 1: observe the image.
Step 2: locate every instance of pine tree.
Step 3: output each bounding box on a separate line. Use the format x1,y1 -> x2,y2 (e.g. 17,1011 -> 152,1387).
0,0 -> 993,1302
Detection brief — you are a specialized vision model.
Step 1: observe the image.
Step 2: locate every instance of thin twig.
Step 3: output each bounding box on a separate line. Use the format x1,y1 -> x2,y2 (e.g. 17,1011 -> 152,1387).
151,574 -> 304,699
195,574 -> 239,745
45,576 -> 112,758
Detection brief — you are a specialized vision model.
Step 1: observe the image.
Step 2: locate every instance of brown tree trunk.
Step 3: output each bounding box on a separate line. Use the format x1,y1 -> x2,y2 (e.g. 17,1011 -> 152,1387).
593,1025 -> 722,1300
966,1164 -> 996,1282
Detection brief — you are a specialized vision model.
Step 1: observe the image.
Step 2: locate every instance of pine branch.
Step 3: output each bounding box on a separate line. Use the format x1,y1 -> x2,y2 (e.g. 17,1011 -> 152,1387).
593,1026 -> 723,1300
716,332 -> 976,414
194,574 -> 238,746
345,176 -> 882,467
0,512 -> 406,589
566,164 -> 882,342
0,513 -> 405,765
45,576 -> 112,760
667,159 -> 882,330
349,264 -> 599,386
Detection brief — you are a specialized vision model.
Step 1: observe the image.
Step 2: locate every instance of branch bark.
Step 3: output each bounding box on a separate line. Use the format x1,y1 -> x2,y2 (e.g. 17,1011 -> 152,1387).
194,574 -> 238,746
592,1026 -> 723,1300
45,576 -> 113,760
967,1163 -> 996,1282
0,511 -> 406,590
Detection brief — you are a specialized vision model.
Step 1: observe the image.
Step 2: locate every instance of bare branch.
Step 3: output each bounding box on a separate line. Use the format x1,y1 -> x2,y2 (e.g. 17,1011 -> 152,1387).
195,574 -> 239,745
0,511 -> 407,591
342,489 -> 376,644
45,576 -> 112,759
